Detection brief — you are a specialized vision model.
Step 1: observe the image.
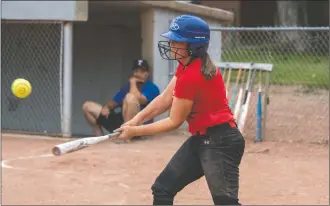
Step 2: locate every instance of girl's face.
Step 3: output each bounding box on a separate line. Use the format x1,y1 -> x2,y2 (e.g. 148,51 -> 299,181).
169,40 -> 189,60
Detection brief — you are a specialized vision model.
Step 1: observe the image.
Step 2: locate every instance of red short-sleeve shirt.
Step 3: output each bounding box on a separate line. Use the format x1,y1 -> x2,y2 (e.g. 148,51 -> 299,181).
174,58 -> 234,134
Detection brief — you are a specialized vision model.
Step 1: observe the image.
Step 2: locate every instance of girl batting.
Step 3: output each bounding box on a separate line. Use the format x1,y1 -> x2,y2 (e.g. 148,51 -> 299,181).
114,15 -> 245,205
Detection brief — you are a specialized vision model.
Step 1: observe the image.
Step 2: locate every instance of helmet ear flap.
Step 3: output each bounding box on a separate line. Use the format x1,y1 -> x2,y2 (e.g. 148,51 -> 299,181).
188,42 -> 209,57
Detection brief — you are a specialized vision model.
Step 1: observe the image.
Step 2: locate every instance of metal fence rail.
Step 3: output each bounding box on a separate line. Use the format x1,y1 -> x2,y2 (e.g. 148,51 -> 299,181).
1,22 -> 63,135
212,27 -> 329,143
211,26 -> 330,31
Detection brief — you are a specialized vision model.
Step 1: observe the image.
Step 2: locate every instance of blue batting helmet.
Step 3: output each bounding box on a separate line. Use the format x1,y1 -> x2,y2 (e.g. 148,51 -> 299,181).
158,15 -> 210,60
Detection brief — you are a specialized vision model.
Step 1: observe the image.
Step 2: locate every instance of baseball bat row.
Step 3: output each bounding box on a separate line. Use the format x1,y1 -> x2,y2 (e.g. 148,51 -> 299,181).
220,64 -> 263,142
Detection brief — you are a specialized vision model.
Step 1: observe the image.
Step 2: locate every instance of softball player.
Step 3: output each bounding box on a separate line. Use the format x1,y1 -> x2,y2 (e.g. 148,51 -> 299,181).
114,15 -> 245,205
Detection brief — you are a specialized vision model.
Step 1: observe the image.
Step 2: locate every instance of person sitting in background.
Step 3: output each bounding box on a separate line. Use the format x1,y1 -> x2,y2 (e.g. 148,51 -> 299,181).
82,59 -> 160,139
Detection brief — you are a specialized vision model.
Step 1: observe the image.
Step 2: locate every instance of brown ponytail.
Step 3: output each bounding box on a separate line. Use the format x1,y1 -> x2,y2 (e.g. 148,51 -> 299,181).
201,53 -> 217,80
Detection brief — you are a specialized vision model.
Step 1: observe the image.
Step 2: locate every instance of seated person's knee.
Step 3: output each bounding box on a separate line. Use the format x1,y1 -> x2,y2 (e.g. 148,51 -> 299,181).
82,101 -> 92,112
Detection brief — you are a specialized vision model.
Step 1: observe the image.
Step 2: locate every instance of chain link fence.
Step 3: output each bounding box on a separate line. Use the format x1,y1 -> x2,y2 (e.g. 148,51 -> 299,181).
1,21 -> 63,135
2,23 -> 328,144
212,27 -> 329,143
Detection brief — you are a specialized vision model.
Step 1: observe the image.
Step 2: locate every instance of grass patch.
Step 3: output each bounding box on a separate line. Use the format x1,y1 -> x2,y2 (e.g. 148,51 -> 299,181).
220,47 -> 329,89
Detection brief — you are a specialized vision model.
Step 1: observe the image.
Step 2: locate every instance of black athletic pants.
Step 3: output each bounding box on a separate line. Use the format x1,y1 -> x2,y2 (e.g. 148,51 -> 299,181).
151,122 -> 245,205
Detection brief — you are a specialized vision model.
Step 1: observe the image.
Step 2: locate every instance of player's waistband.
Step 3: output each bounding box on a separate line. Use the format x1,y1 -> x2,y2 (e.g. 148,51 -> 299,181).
192,121 -> 237,136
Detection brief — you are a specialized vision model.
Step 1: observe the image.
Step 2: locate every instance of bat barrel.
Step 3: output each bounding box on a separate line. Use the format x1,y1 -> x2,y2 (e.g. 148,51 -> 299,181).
52,138 -> 90,156
51,132 -> 119,156
52,147 -> 61,156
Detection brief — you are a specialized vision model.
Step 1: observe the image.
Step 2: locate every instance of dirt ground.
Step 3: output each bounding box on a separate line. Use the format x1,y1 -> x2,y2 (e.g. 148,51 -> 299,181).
2,132 -> 329,205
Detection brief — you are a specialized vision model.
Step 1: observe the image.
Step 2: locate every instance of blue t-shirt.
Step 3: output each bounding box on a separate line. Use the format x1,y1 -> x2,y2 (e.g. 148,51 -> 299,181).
112,80 -> 160,123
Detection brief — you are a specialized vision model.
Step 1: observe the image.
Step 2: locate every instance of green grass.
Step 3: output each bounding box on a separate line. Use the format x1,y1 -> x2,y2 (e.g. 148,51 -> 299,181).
220,48 -> 329,89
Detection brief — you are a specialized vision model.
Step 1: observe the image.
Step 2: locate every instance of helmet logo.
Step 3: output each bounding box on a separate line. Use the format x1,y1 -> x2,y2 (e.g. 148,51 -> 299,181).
170,23 -> 179,31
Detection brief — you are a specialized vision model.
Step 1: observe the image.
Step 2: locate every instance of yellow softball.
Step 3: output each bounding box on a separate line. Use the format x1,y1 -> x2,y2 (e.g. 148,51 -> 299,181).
11,78 -> 32,98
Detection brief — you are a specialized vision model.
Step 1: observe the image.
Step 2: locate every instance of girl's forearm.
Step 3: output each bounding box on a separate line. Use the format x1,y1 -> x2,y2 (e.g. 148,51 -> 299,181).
138,103 -> 171,124
134,95 -> 171,125
134,117 -> 178,136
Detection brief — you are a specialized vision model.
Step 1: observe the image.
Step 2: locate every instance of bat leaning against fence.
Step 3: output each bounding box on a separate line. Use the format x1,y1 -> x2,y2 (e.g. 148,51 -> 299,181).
233,69 -> 246,121
238,65 -> 257,134
225,67 -> 232,91
229,68 -> 242,110
255,69 -> 263,142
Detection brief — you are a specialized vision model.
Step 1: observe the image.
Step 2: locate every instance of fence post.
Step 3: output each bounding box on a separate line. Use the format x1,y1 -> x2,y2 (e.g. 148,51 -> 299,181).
62,21 -> 73,137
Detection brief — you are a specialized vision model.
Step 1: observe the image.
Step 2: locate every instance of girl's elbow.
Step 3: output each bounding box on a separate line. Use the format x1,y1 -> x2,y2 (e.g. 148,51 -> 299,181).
173,123 -> 182,130
171,119 -> 185,129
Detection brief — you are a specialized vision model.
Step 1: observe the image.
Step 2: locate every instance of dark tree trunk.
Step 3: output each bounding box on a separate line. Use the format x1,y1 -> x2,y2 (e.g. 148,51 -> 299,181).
275,1 -> 310,52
